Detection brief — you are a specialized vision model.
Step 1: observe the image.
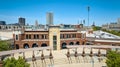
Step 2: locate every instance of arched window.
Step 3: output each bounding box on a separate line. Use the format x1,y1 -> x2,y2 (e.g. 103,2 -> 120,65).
23,43 -> 29,49
15,35 -> 18,40
41,43 -> 47,47
69,42 -> 74,45
32,43 -> 38,48
76,41 -> 80,45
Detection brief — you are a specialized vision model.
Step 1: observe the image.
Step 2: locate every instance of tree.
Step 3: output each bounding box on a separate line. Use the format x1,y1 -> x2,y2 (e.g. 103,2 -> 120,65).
0,40 -> 11,51
3,57 -> 30,67
102,29 -> 120,36
0,40 -> 13,60
106,50 -> 120,67
92,26 -> 101,31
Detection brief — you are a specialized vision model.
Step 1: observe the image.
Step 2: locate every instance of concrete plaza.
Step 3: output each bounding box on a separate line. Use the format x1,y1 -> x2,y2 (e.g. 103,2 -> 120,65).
12,47 -> 107,67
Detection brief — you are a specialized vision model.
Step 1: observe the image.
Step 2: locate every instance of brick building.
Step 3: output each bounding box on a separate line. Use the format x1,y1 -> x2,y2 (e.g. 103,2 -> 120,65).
13,25 -> 86,50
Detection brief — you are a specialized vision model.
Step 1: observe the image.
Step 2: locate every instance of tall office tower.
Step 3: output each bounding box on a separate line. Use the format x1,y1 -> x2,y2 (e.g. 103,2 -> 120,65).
118,18 -> 120,24
18,17 -> 25,26
46,12 -> 53,25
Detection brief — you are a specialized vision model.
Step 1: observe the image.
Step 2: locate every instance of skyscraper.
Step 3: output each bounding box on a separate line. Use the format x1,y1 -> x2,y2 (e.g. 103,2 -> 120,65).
18,17 -> 25,26
46,12 -> 53,25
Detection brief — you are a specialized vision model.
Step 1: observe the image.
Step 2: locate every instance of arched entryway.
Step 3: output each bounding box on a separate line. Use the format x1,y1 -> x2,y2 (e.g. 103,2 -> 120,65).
69,42 -> 74,45
41,43 -> 47,47
32,43 -> 38,48
76,41 -> 80,45
16,44 -> 19,49
61,43 -> 67,49
23,43 -> 29,49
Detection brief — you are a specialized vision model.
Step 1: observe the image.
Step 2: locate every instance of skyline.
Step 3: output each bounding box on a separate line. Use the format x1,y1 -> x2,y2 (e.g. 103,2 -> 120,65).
0,0 -> 120,26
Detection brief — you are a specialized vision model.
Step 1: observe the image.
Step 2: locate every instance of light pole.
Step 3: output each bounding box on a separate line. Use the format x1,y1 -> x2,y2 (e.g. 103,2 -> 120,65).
87,6 -> 90,28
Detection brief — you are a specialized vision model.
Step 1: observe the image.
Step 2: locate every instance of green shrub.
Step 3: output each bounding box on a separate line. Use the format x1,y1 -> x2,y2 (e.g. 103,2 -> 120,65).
0,41 -> 11,51
3,57 -> 30,67
106,50 -> 120,67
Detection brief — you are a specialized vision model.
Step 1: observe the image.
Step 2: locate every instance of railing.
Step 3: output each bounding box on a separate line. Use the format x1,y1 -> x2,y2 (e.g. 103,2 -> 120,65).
0,46 -> 52,56
66,45 -> 120,49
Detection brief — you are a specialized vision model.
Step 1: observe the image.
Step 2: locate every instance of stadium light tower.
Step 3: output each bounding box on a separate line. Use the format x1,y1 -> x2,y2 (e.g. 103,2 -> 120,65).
87,6 -> 90,28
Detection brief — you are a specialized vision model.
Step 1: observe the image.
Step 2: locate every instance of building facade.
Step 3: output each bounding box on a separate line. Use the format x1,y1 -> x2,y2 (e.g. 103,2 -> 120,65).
102,18 -> 120,31
0,25 -> 21,30
13,26 -> 86,50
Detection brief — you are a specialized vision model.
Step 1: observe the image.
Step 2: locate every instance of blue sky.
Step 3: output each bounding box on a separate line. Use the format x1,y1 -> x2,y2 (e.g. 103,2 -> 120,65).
0,0 -> 120,26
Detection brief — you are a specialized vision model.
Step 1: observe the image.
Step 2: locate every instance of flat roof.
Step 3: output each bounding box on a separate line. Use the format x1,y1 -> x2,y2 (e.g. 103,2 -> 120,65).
82,30 -> 120,39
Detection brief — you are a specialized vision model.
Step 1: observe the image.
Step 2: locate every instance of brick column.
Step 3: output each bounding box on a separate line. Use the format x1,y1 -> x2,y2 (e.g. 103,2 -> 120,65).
0,56 -> 3,67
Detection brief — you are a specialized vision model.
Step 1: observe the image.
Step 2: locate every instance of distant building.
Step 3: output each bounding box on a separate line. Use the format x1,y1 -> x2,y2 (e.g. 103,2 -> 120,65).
46,12 -> 53,25
60,24 -> 83,31
102,18 -> 120,31
0,21 -> 6,25
18,17 -> 25,26
0,25 -> 21,30
117,18 -> 120,24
